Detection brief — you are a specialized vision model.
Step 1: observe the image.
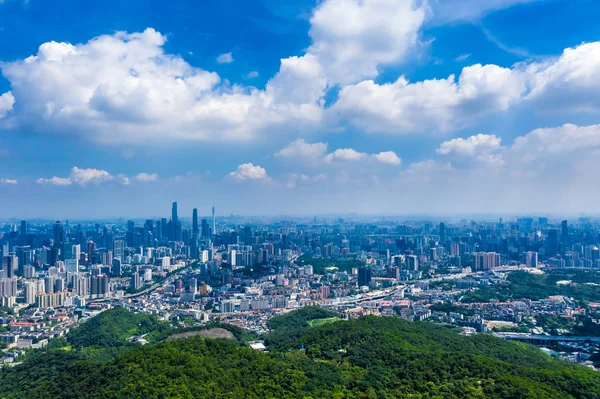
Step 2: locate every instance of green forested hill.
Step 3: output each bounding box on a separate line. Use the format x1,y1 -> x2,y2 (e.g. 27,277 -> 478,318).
0,307 -> 599,398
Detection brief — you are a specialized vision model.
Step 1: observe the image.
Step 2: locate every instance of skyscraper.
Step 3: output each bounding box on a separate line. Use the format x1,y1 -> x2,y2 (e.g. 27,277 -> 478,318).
212,203 -> 216,237
547,229 -> 559,257
439,222 -> 446,243
172,202 -> 181,241
201,219 -> 209,238
561,220 -> 569,247
358,266 -> 372,287
192,208 -> 199,236
20,220 -> 27,238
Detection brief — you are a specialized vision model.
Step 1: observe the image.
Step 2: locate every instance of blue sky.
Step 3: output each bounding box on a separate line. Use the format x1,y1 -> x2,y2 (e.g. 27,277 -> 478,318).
1,0 -> 600,219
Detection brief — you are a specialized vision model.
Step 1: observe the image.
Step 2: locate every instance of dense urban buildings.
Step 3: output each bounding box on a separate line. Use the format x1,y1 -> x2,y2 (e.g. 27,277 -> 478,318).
2,208 -> 600,368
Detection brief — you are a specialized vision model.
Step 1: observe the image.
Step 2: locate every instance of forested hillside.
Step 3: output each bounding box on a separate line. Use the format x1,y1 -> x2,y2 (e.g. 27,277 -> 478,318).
0,307 -> 599,398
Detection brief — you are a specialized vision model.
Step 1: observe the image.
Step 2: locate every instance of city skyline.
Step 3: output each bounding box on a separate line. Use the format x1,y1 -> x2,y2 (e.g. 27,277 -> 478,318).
2,0 -> 600,216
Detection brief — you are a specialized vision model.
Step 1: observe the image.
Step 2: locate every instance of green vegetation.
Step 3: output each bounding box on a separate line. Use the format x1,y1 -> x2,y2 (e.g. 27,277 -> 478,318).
68,307 -> 171,349
296,255 -> 363,274
307,317 -> 341,328
0,307 -> 599,398
461,269 -> 600,303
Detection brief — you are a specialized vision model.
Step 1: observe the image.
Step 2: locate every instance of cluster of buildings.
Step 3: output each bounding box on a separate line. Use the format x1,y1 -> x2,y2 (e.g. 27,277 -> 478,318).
2,211 -> 600,367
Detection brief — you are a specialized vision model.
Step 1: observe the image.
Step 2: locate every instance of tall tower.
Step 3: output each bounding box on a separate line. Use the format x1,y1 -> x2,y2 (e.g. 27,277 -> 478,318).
192,208 -> 199,236
171,202 -> 180,241
212,203 -> 216,237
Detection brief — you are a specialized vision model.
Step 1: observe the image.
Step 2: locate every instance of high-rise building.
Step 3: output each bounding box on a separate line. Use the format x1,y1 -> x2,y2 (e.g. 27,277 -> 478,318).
406,255 -> 419,271
471,252 -> 501,271
24,281 -> 36,305
172,202 -> 181,241
212,204 -> 216,236
192,208 -> 199,236
439,222 -> 446,243
201,219 -> 209,238
547,229 -> 559,257
358,266 -> 372,287
525,251 -> 539,268
561,220 -> 569,247
113,240 -> 124,261
20,220 -> 27,238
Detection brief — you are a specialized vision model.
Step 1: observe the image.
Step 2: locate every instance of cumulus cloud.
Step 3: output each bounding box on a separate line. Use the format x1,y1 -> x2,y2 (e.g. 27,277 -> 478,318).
324,148 -> 366,162
135,172 -> 158,182
333,64 -> 525,134
0,178 -> 17,185
308,0 -> 427,85
275,139 -> 328,160
247,71 -> 259,79
373,151 -> 401,166
0,91 -> 14,118
333,41 -> 600,135
216,52 -> 234,64
37,166 -> 115,186
36,176 -> 72,186
0,28 -> 325,143
228,163 -> 271,182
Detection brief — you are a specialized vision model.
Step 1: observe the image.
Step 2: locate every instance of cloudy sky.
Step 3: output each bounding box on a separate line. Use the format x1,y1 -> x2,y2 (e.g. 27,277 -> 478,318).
1,0 -> 600,219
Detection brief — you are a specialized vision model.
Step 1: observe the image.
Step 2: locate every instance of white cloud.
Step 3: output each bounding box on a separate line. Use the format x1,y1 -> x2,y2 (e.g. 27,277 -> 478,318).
0,29 -> 325,143
437,134 -> 502,156
308,0 -> 427,85
247,71 -> 259,79
324,148 -> 366,162
373,151 -> 401,166
333,64 -> 525,134
333,41 -> 600,135
216,52 -> 234,64
0,91 -> 14,118
286,173 -> 327,188
37,166 -> 115,186
135,172 -> 158,182
228,163 -> 271,182
275,139 -> 328,160
70,166 -> 112,184
36,176 -> 72,186
0,178 -> 17,185
455,53 -> 471,62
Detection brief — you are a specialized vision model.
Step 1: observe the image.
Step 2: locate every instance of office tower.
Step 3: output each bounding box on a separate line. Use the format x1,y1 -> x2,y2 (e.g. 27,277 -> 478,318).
20,220 -> 27,238
358,267 -> 372,287
113,240 -> 124,261
212,204 -> 216,236
439,222 -> 446,243
547,229 -> 559,257
2,255 -> 17,279
70,244 -> 81,260
172,201 -> 181,241
192,208 -> 199,236
126,220 -> 135,247
53,221 -> 64,246
405,255 -> 418,271
87,241 -> 95,265
201,219 -> 209,238
561,220 -> 569,246
525,251 -> 539,268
